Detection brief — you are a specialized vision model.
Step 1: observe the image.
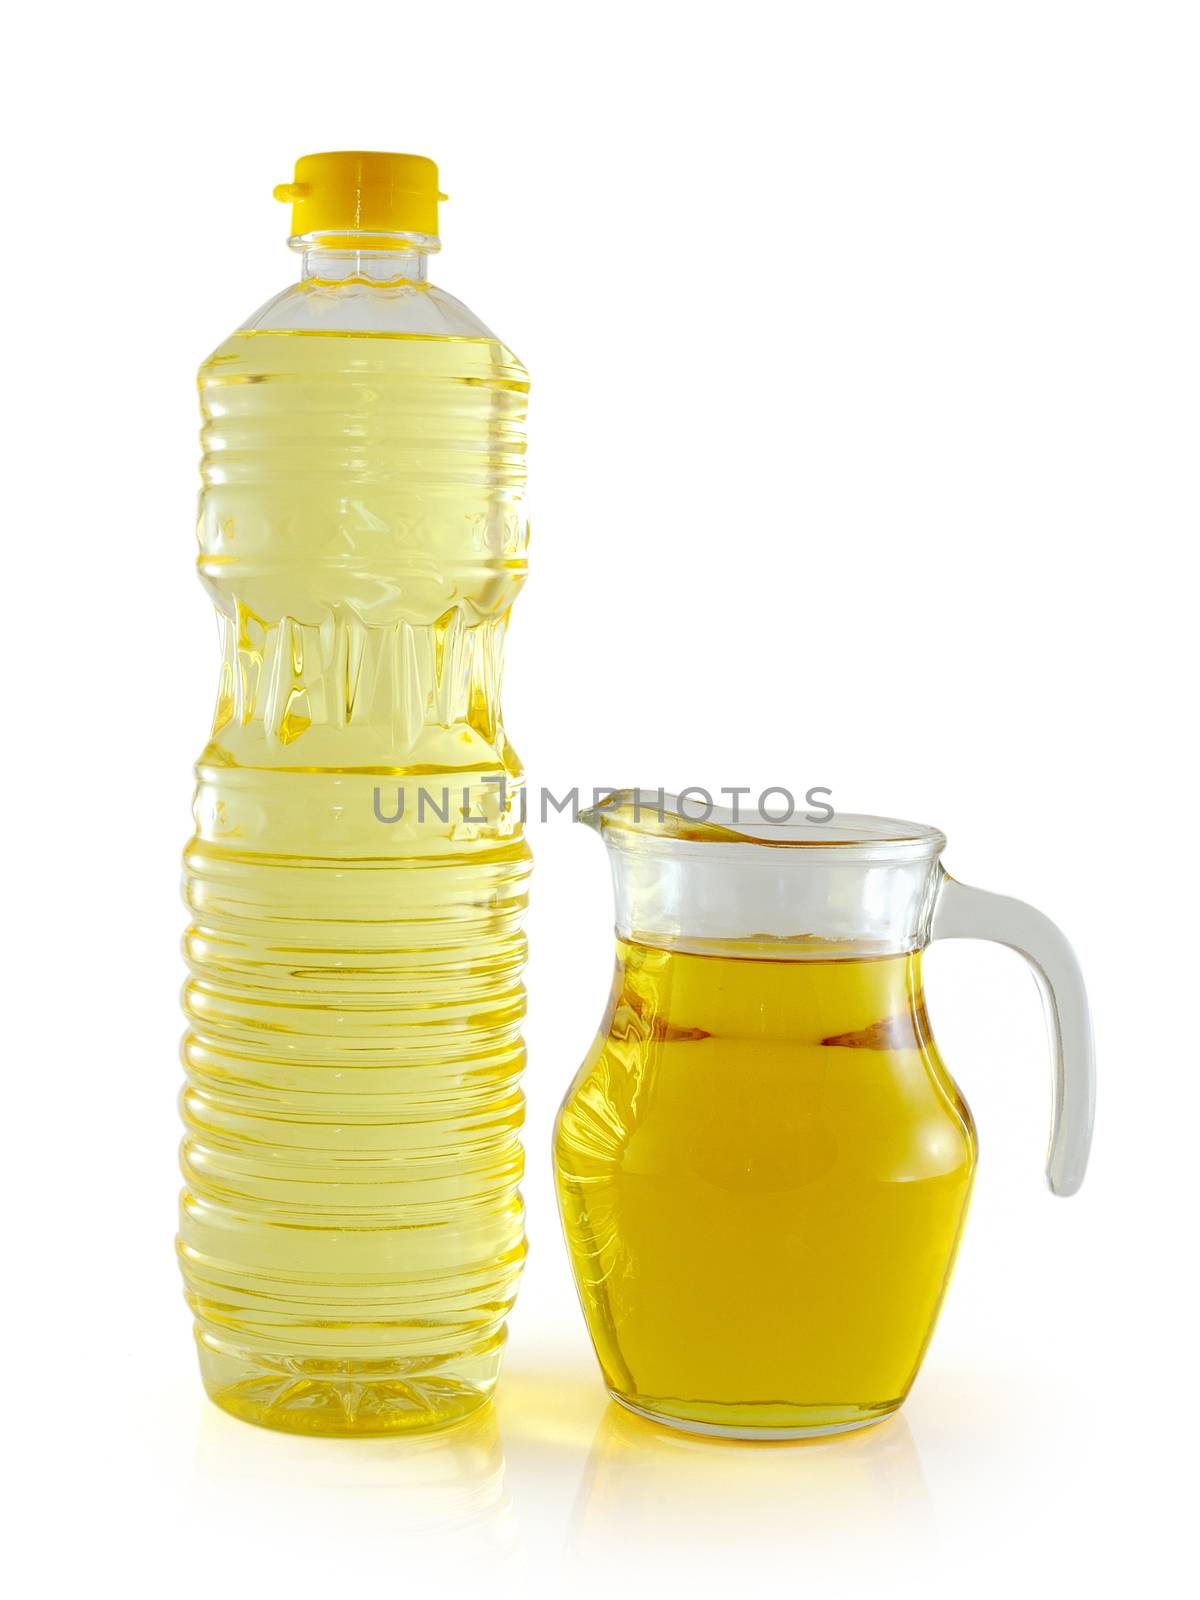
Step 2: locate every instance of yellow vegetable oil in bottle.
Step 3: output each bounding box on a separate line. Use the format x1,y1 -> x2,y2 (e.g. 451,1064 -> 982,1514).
178,153 -> 530,1435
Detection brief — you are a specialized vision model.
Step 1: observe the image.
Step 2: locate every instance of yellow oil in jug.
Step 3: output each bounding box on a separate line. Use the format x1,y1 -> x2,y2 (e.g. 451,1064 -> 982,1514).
554,940 -> 976,1436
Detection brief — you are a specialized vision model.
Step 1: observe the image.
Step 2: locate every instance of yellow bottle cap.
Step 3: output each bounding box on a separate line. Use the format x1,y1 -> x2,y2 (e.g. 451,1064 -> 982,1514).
273,151 -> 446,242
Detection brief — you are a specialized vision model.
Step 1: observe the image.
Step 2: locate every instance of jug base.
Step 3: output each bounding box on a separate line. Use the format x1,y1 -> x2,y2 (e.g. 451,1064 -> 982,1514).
198,1344 -> 496,1438
610,1390 -> 901,1441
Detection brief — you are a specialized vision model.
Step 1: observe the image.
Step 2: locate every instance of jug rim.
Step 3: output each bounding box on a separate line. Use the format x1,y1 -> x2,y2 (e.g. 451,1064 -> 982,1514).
580,791 -> 946,862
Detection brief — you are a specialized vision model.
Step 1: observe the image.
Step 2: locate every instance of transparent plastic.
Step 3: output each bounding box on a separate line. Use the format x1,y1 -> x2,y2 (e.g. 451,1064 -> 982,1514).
178,228 -> 530,1435
554,794 -> 1094,1439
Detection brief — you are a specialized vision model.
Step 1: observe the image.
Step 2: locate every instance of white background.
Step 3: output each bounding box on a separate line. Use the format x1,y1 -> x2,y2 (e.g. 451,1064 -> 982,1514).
5,2 -> 1197,1594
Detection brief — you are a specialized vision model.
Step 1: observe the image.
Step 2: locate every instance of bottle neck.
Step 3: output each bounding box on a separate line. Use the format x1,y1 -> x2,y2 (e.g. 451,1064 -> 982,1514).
293,230 -> 438,284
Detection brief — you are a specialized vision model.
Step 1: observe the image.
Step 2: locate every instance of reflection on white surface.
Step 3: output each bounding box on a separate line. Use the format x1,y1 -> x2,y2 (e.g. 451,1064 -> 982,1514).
166,1340 -> 1147,1592
184,1351 -> 944,1581
570,1400 -> 932,1568
491,1353 -> 935,1579
192,1390 -> 517,1558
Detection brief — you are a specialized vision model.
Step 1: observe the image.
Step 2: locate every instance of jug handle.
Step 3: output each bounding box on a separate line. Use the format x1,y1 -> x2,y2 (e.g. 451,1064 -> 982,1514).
930,873 -> 1096,1196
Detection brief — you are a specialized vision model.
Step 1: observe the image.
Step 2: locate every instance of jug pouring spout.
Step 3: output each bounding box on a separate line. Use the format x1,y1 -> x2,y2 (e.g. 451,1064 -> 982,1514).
579,789 -> 948,959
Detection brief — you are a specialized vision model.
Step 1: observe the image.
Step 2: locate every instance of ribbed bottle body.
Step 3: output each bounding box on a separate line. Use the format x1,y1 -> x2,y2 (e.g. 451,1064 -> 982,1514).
179,328 -> 529,1434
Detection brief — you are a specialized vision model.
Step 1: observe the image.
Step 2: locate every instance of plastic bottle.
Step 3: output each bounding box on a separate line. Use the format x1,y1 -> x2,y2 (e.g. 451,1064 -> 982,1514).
178,152 -> 529,1435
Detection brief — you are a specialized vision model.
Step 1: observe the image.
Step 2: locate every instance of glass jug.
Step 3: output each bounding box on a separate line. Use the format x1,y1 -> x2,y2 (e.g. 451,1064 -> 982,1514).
554,793 -> 1094,1439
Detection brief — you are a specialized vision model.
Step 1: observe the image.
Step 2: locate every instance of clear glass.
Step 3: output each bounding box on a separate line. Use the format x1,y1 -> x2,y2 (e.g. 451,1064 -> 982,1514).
554,793 -> 1094,1439
178,227 -> 530,1435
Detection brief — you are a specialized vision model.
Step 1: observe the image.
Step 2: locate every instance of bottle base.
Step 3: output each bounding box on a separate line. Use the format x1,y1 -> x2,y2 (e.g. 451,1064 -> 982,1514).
199,1345 -> 495,1438
608,1390 -> 902,1441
